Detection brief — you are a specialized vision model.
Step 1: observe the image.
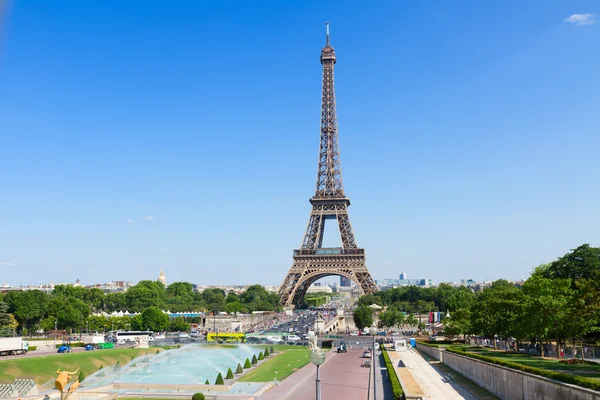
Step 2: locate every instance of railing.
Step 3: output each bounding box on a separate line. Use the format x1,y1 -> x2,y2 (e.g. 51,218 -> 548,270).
293,248 -> 364,256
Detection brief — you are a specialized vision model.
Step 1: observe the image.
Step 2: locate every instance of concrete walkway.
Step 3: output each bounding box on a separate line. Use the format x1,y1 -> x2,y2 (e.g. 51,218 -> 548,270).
258,348 -> 371,400
390,349 -> 481,400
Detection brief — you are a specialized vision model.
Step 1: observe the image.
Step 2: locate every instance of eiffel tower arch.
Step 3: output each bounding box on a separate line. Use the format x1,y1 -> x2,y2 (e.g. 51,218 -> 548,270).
278,24 -> 377,308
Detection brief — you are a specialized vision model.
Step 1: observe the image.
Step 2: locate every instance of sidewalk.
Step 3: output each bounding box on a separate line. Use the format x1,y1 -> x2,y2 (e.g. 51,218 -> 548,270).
258,348 -> 370,400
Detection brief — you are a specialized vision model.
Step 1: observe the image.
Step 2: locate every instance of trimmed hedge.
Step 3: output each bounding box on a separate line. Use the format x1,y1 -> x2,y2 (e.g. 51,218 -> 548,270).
446,346 -> 600,392
244,358 -> 252,368
226,367 -> 234,379
251,354 -> 258,365
258,351 -> 264,361
28,346 -> 37,351
416,341 -> 442,348
192,393 -> 205,400
215,372 -> 224,385
382,348 -> 405,400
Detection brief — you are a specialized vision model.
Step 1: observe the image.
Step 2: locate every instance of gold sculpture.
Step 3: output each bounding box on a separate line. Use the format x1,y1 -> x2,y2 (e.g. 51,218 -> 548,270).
55,368 -> 80,400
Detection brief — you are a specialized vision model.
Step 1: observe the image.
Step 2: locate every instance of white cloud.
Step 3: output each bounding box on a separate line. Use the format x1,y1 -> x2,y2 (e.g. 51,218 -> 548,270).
127,218 -> 135,223
159,248 -> 167,252
141,216 -> 156,221
0,261 -> 15,266
565,13 -> 595,25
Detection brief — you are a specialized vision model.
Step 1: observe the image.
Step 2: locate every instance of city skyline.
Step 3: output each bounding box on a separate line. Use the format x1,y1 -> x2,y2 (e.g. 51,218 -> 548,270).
1,2 -> 600,286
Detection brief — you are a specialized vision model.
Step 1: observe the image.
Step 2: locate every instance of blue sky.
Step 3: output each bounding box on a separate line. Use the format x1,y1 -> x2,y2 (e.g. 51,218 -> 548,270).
1,1 -> 599,286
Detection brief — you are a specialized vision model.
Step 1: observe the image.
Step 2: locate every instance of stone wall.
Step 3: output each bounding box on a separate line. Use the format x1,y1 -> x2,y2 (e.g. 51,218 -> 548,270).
415,344 -> 600,400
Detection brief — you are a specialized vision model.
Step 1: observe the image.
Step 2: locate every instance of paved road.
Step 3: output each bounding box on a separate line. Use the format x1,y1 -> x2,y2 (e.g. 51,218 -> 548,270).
0,347 -> 86,360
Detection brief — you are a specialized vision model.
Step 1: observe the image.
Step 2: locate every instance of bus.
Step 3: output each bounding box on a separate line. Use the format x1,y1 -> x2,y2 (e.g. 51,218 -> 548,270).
109,330 -> 153,343
206,332 -> 245,342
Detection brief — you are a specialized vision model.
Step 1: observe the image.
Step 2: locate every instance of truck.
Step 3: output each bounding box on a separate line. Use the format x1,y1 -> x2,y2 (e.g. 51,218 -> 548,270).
0,337 -> 29,356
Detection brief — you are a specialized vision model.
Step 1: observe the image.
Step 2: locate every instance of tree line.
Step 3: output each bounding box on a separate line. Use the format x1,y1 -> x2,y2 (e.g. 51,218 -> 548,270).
355,244 -> 600,355
0,282 -> 281,335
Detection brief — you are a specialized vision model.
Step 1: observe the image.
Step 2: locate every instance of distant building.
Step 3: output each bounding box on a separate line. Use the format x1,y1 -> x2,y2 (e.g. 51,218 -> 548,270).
340,276 -> 352,287
157,270 -> 167,286
376,277 -> 433,288
306,283 -> 333,293
399,272 -> 407,280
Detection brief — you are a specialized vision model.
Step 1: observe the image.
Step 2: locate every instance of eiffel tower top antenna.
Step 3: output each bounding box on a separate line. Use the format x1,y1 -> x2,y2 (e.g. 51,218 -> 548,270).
326,22 -> 330,46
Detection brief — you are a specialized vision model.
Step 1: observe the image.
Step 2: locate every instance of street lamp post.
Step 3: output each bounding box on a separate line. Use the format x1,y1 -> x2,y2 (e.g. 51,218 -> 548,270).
310,347 -> 326,400
369,326 -> 378,400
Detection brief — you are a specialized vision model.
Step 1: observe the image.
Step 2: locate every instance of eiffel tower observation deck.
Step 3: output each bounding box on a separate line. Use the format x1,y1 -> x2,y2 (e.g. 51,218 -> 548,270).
279,24 -> 378,308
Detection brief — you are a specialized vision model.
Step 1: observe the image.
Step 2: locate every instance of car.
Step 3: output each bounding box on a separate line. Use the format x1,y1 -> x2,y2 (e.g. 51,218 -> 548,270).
350,331 -> 359,336
178,333 -> 189,338
58,345 -> 72,353
85,344 -> 95,351
362,350 -> 372,358
267,336 -> 283,342
147,336 -> 154,341
287,335 -> 301,341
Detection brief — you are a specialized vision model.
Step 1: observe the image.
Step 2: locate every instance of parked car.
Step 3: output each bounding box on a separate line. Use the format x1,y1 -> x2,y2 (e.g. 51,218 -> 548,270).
362,350 -> 372,358
85,344 -> 95,351
58,345 -> 72,353
350,331 -> 359,336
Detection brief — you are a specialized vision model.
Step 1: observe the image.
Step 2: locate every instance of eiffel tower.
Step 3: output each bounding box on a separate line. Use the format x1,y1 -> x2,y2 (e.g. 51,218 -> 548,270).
278,24 -> 378,308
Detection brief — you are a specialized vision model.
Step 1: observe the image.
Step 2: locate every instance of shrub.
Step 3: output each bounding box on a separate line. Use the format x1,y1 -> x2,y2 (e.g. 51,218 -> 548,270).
98,365 -> 103,370
226,367 -> 234,379
258,351 -> 264,361
382,348 -> 404,400
28,346 -> 37,351
204,379 -> 210,385
215,372 -> 224,385
236,363 -> 243,374
114,361 -> 121,371
264,347 -> 270,357
244,358 -> 251,368
78,370 -> 85,382
252,354 -> 258,364
446,347 -> 600,392
156,349 -> 160,354
192,393 -> 205,400
270,345 -> 274,354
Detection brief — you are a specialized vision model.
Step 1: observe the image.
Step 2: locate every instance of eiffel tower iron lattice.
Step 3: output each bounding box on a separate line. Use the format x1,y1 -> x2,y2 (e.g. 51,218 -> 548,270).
278,24 -> 378,308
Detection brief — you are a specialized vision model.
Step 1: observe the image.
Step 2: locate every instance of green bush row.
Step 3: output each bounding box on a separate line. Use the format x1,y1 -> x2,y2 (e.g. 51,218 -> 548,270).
446,347 -> 600,392
416,341 -> 442,348
382,348 -> 405,400
28,346 -> 37,351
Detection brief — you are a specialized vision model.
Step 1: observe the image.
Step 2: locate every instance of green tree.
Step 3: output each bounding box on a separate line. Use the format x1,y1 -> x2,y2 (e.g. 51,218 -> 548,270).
353,306 -> 373,330
141,306 -> 170,332
192,393 -> 205,400
236,363 -> 243,373
170,316 -> 190,332
131,314 -> 144,331
542,244 -> 600,281
225,302 -> 245,314
0,300 -> 14,337
516,275 -> 574,356
251,354 -> 258,365
204,379 -> 210,385
226,367 -> 234,379
264,347 -> 270,357
258,351 -> 264,360
470,280 -> 524,341
215,372 -> 224,385
378,307 -> 404,329
4,290 -> 49,333
244,358 -> 251,368
225,292 -> 240,304
444,308 -> 471,336
125,281 -> 166,312
78,370 -> 85,382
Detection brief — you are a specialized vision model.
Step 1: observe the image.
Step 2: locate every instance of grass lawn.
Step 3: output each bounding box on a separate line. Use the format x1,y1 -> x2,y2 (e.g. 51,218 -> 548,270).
0,348 -> 157,384
238,348 -> 310,382
463,347 -> 600,380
